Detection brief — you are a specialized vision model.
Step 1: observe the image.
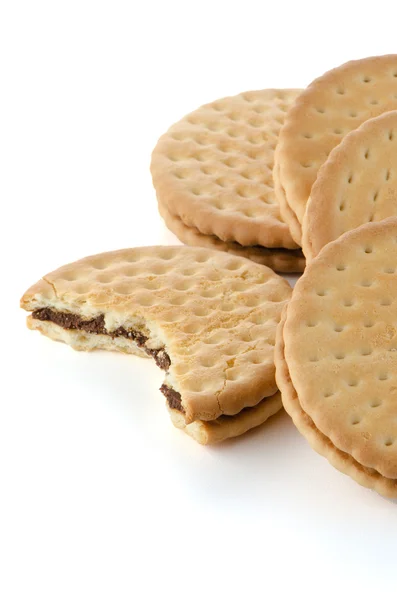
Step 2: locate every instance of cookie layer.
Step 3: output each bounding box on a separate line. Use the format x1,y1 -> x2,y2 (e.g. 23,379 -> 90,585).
169,391 -> 282,444
278,218 -> 397,491
303,110 -> 397,261
276,309 -> 397,497
275,54 -> 397,245
158,202 -> 305,273
21,246 -> 291,426
151,89 -> 301,249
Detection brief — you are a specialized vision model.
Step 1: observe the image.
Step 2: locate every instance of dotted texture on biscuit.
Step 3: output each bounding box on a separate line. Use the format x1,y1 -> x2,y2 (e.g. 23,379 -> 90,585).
151,89 -> 301,249
21,246 -> 291,423
303,110 -> 397,260
275,55 -> 397,244
276,310 -> 397,497
284,218 -> 397,480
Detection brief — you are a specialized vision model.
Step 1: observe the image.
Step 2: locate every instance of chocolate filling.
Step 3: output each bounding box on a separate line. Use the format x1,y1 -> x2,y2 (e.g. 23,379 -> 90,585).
242,246 -> 304,257
160,384 -> 183,412
32,307 -> 171,371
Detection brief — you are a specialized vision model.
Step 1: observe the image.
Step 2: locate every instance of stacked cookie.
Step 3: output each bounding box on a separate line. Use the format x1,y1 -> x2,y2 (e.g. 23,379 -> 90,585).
21,54 -> 397,496
272,54 -> 397,497
149,54 -> 397,496
151,89 -> 305,273
276,219 -> 397,498
275,54 -> 397,250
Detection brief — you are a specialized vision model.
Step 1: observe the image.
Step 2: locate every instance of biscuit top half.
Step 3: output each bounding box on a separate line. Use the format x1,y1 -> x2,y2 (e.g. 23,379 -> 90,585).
151,89 -> 301,249
21,246 -> 291,423
303,110 -> 397,261
275,54 -> 397,244
284,217 -> 397,479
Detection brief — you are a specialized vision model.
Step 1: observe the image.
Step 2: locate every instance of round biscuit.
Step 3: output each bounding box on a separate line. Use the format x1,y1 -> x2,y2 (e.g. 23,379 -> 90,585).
21,246 -> 291,424
151,89 -> 301,249
275,54 -> 397,245
280,218 -> 397,488
303,110 -> 397,261
275,310 -> 397,498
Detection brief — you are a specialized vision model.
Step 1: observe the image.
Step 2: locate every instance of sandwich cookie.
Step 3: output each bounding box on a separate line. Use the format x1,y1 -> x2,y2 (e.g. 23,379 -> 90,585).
276,218 -> 397,496
151,89 -> 301,250
303,110 -> 397,261
21,246 -> 291,444
275,54 -> 397,245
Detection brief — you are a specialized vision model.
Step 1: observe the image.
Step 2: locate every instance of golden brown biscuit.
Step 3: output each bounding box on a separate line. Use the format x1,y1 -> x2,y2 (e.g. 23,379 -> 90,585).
21,246 -> 291,442
275,218 -> 397,495
151,89 -> 301,249
275,54 -> 397,245
168,391 -> 282,444
276,310 -> 397,497
303,110 -> 397,261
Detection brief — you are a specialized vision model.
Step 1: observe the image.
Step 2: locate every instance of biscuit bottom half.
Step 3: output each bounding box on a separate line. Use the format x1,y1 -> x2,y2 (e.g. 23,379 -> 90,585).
28,310 -> 282,444
275,310 -> 397,497
158,201 -> 305,274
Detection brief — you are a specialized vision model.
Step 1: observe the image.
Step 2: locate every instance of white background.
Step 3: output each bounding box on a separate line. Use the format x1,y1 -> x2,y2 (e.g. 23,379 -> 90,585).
2,1 -> 397,598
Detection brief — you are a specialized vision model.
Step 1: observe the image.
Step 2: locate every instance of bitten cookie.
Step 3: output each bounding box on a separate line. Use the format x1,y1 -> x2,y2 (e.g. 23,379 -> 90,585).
151,89 -> 301,249
274,54 -> 397,245
21,246 -> 291,444
275,218 -> 397,496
